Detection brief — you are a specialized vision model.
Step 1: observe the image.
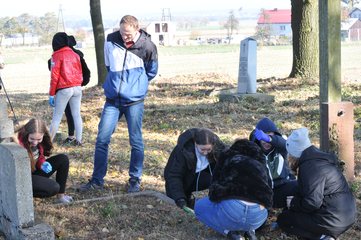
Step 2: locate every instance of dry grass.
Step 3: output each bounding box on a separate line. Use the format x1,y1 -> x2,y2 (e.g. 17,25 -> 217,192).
1,43 -> 361,239
1,71 -> 360,239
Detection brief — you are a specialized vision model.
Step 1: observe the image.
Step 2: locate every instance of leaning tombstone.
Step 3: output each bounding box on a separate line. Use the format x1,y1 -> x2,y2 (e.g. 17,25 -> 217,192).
0,97 -> 54,240
216,37 -> 274,103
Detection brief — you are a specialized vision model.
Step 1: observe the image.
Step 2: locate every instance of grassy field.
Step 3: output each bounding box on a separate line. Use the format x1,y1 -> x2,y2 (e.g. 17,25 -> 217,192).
1,42 -> 361,93
0,44 -> 361,239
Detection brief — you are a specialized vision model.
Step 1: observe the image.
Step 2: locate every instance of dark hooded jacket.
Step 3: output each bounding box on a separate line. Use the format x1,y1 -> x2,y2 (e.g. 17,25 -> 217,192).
290,146 -> 356,229
164,128 -> 227,202
250,117 -> 294,188
209,139 -> 273,208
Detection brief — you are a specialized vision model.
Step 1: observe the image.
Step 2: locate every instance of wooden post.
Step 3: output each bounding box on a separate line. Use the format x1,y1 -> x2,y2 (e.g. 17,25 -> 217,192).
319,1 -> 354,181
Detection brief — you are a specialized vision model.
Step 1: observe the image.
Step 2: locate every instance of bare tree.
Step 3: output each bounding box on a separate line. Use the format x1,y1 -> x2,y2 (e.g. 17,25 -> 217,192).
90,0 -> 106,86
36,13 -> 57,45
255,9 -> 271,45
224,10 -> 239,44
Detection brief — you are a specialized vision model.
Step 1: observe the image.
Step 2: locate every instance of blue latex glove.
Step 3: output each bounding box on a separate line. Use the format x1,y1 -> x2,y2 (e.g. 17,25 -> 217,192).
254,128 -> 271,143
41,162 -> 52,173
48,96 -> 55,107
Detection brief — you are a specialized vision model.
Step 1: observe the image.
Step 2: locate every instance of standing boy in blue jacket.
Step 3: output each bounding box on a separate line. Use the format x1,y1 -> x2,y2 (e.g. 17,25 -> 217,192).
79,15 -> 158,193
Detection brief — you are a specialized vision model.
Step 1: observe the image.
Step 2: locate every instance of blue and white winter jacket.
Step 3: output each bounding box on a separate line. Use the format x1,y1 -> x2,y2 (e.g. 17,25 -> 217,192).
103,29 -> 158,106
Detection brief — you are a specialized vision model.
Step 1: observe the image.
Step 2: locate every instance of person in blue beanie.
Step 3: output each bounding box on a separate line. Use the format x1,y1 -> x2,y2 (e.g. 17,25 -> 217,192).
250,117 -> 297,208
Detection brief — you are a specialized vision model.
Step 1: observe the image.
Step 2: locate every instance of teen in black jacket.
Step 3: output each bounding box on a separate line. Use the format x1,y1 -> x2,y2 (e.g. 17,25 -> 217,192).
277,128 -> 356,240
164,128 -> 226,209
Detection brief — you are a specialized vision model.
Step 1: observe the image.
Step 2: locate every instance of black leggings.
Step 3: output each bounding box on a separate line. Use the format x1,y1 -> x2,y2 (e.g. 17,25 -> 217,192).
65,103 -> 75,136
32,154 -> 69,198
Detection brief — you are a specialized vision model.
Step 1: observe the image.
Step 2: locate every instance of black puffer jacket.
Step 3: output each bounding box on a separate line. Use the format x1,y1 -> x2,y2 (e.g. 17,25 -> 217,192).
164,128 -> 226,202
290,146 -> 356,229
209,139 -> 273,208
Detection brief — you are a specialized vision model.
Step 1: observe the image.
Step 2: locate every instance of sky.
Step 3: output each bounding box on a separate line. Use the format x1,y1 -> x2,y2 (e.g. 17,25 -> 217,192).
0,0 -> 291,20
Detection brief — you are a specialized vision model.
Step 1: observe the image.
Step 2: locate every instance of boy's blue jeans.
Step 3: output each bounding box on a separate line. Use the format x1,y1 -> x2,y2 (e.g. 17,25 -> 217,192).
91,101 -> 144,185
195,197 -> 268,236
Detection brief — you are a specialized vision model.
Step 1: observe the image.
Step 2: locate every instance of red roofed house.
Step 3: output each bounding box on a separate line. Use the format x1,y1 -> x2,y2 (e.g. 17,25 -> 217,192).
257,8 -> 292,39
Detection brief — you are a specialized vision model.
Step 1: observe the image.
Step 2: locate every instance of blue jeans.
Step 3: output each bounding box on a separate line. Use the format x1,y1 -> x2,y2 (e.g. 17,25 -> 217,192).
195,197 -> 268,236
91,101 -> 144,185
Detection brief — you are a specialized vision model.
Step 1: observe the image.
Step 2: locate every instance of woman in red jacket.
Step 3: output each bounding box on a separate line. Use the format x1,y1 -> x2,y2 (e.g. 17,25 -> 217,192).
49,32 -> 83,145
18,118 -> 73,203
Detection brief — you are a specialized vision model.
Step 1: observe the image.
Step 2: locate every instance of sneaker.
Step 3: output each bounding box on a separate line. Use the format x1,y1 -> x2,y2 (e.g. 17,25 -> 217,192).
227,231 -> 245,240
56,195 -> 73,204
77,180 -> 103,193
244,230 -> 257,240
320,235 -> 336,240
73,140 -> 82,146
127,178 -> 141,193
62,137 -> 75,145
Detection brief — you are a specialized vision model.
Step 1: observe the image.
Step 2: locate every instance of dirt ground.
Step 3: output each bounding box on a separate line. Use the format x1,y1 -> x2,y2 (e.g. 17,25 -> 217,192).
1,72 -> 360,239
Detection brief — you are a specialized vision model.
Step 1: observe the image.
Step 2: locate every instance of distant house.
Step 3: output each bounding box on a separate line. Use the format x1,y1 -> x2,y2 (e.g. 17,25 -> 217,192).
257,8 -> 292,38
341,18 -> 361,41
143,21 -> 176,46
349,7 -> 361,20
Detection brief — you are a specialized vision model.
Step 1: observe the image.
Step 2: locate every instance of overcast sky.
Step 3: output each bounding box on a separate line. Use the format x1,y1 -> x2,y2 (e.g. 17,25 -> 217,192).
0,0 -> 291,19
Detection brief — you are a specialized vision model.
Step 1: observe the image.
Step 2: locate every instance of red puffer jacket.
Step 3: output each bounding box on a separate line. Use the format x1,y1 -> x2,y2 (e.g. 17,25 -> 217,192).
49,46 -> 83,96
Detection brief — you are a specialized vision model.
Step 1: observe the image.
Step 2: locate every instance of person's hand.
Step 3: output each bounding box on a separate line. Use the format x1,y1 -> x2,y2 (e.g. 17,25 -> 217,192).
176,198 -> 187,209
41,162 -> 52,173
254,128 -> 271,143
48,96 -> 55,107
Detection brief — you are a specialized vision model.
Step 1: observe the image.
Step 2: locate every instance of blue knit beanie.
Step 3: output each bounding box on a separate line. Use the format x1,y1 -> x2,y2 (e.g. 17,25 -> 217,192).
256,117 -> 279,133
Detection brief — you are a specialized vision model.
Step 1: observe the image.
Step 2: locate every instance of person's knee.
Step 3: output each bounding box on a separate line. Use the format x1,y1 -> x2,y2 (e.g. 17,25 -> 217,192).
57,154 -> 69,167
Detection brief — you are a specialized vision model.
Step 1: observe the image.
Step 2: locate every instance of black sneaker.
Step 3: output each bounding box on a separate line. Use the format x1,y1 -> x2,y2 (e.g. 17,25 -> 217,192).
227,231 -> 245,240
62,137 -> 75,145
244,230 -> 257,240
73,140 -> 82,146
127,178 -> 141,193
77,180 -> 103,193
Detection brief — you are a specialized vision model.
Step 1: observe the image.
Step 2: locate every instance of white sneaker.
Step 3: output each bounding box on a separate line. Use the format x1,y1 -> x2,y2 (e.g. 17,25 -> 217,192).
56,195 -> 73,204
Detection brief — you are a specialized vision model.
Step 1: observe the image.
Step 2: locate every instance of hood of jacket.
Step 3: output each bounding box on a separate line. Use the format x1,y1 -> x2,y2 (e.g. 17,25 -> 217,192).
256,117 -> 281,136
299,145 -> 339,167
52,32 -> 69,51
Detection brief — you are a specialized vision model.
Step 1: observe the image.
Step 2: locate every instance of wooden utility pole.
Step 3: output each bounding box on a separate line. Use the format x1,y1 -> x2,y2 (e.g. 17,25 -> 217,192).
319,0 -> 354,181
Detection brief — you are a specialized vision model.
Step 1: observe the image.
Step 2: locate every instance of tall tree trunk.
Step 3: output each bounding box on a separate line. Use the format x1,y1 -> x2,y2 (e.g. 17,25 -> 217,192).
289,0 -> 319,78
90,0 -> 107,86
